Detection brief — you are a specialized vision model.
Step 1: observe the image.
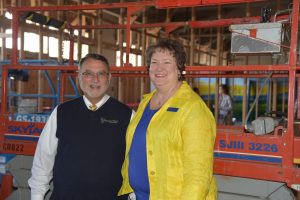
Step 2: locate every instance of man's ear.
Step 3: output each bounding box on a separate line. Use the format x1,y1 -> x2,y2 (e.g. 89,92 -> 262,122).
108,73 -> 112,85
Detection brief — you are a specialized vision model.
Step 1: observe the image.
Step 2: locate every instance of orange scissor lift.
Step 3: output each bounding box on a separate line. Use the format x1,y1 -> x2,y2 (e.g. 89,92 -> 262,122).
0,0 -> 300,199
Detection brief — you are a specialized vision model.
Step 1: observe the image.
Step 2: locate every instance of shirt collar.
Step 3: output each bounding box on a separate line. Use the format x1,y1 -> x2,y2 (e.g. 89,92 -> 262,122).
83,95 -> 110,111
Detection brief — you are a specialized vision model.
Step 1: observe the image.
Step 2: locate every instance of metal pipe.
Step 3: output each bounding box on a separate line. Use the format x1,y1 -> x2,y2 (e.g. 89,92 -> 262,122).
68,76 -> 80,97
272,79 -> 278,112
273,9 -> 292,22
43,70 -> 57,110
69,28 -> 75,65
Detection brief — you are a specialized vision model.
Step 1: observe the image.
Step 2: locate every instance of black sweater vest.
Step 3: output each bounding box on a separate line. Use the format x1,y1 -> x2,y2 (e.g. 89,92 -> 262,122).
51,97 -> 131,200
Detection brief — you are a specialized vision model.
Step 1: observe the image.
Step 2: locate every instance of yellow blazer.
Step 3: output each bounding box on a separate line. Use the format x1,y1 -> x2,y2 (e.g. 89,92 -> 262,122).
119,81 -> 217,200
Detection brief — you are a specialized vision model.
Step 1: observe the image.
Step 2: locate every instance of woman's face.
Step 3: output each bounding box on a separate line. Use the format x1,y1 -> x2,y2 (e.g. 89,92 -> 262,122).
219,87 -> 223,94
149,50 -> 179,89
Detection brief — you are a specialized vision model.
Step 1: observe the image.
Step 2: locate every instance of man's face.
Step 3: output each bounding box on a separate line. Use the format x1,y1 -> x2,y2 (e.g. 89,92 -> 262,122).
78,58 -> 111,104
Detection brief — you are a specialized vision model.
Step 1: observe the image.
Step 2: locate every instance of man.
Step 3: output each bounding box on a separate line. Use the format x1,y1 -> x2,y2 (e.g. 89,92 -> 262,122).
28,53 -> 133,200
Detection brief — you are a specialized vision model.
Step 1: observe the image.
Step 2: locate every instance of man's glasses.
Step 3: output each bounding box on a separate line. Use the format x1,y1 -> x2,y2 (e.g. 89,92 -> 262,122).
81,71 -> 109,79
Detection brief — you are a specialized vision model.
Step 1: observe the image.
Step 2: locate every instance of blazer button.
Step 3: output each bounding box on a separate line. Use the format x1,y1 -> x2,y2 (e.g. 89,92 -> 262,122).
150,171 -> 155,175
148,150 -> 153,155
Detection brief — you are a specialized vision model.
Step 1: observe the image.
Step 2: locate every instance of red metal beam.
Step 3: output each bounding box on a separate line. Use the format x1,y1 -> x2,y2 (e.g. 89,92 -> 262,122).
1,67 -> 8,115
114,64 -> 296,72
214,160 -> 282,181
190,15 -> 289,29
7,1 -> 154,12
294,137 -> 300,162
133,22 -> 187,29
109,73 -> 292,78
11,10 -> 18,66
111,66 -> 147,71
72,24 -> 127,29
298,79 -> 300,119
8,0 -> 267,12
285,0 -> 299,168
125,8 -> 132,65
156,0 -> 264,8
190,16 -> 260,28
59,73 -> 66,103
203,0 -> 264,4
5,64 -> 297,73
187,65 -> 294,71
109,72 -> 300,78
110,74 -> 149,78
72,22 -> 186,30
183,74 -> 290,78
4,65 -> 78,71
69,29 -> 75,66
72,15 -> 288,30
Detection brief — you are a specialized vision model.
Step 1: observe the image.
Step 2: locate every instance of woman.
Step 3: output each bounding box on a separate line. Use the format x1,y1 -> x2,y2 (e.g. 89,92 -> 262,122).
218,84 -> 233,125
119,39 -> 217,200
